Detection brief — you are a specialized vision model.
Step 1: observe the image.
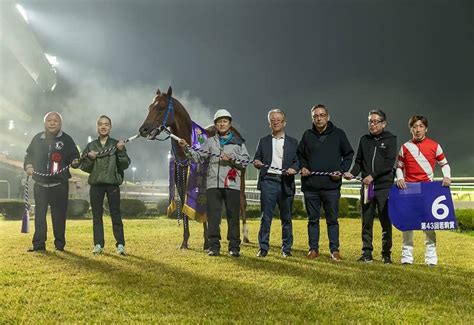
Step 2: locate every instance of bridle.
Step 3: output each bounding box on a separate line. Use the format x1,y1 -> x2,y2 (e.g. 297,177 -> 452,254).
149,95 -> 174,141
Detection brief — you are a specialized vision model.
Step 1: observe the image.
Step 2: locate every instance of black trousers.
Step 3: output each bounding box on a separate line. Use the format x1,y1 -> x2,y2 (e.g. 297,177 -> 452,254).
206,188 -> 241,253
90,184 -> 125,248
33,182 -> 69,250
361,187 -> 392,257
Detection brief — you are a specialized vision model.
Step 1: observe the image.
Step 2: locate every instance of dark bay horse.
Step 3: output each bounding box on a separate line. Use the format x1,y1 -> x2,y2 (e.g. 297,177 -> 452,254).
138,87 -> 249,249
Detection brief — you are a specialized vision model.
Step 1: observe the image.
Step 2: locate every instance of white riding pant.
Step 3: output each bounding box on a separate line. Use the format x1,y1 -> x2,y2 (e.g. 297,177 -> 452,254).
401,230 -> 437,265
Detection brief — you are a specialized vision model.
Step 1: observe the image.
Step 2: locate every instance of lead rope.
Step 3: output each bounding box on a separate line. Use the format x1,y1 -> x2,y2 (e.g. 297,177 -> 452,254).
22,133 -> 141,233
32,133 -> 141,177
21,176 -> 30,233
162,128 -> 362,180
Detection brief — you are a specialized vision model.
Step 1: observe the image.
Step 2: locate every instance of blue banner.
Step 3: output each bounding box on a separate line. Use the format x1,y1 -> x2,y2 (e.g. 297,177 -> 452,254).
388,181 -> 457,231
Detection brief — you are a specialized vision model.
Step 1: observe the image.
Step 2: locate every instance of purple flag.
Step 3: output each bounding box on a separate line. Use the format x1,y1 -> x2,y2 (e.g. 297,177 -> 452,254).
363,183 -> 375,204
182,122 -> 208,223
388,181 -> 457,231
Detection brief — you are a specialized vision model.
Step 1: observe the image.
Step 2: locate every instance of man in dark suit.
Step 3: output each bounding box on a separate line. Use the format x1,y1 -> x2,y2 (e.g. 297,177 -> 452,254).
254,109 -> 299,258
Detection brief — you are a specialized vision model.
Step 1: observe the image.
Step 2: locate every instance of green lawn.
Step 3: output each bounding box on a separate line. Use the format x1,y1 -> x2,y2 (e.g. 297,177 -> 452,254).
1,218 -> 473,323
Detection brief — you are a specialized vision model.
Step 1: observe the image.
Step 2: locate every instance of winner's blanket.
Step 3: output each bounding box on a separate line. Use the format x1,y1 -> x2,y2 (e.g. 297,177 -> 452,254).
388,181 -> 457,231
168,121 -> 208,223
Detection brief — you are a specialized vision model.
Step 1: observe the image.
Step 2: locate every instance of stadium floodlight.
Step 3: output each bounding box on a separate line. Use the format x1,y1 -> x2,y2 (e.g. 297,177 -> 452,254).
16,4 -> 29,24
51,83 -> 57,91
45,53 -> 59,67
8,120 -> 15,130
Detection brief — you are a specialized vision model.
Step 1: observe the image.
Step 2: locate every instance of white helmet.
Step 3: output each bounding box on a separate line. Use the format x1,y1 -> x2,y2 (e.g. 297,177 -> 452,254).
213,109 -> 232,123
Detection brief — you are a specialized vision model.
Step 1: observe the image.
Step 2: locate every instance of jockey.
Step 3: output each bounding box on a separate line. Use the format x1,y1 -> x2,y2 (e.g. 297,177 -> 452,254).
395,115 -> 451,266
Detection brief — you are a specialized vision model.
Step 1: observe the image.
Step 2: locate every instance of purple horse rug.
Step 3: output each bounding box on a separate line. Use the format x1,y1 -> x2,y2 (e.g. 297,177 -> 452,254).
168,121 -> 208,223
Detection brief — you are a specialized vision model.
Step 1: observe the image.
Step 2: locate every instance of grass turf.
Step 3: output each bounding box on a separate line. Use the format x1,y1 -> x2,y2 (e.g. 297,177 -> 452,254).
0,218 -> 473,323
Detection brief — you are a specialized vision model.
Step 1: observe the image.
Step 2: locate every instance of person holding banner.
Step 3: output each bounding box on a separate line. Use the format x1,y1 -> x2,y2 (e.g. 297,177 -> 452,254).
253,109 -> 299,258
178,109 -> 250,257
297,104 -> 354,261
396,115 -> 451,266
24,112 -> 80,252
81,115 -> 131,256
344,110 -> 397,264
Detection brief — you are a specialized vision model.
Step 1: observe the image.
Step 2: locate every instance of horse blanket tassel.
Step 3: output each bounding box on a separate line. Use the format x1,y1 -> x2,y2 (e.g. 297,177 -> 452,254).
21,176 -> 30,233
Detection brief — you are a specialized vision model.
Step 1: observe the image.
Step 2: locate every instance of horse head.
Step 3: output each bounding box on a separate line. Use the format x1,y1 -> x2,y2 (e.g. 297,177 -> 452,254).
139,86 -> 176,139
139,86 -> 192,161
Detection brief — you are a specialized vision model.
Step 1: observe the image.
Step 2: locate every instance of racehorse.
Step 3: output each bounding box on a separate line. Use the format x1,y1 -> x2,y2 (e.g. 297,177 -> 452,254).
138,87 -> 249,249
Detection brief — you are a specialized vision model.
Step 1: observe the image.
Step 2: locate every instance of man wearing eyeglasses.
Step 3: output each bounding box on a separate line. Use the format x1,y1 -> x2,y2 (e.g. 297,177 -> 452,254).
344,110 -> 397,264
297,104 -> 354,261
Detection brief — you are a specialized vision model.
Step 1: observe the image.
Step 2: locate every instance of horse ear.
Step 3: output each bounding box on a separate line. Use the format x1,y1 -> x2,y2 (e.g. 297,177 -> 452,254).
156,88 -> 161,95
167,86 -> 172,97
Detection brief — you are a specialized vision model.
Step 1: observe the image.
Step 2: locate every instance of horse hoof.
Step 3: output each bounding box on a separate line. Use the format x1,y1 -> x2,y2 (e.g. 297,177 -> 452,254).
243,237 -> 250,244
179,244 -> 189,250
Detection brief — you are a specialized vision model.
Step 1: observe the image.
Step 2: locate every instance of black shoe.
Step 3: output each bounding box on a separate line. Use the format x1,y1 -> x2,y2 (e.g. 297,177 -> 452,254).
208,250 -> 220,256
256,249 -> 267,257
229,250 -> 240,258
27,247 -> 46,252
282,251 -> 292,258
55,247 -> 65,252
357,255 -> 373,263
382,256 -> 392,264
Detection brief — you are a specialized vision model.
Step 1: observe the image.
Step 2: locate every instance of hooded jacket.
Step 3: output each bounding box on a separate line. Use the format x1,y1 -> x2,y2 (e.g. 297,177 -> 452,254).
297,121 -> 354,191
185,131 -> 250,191
81,137 -> 131,186
350,130 -> 397,190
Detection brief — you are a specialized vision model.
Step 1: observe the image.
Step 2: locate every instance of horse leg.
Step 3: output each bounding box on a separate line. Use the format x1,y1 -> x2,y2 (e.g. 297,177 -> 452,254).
240,172 -> 250,243
242,208 -> 250,244
203,221 -> 209,250
180,215 -> 190,249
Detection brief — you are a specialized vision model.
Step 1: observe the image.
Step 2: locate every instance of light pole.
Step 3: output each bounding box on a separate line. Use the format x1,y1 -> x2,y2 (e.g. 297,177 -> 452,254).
132,166 -> 137,183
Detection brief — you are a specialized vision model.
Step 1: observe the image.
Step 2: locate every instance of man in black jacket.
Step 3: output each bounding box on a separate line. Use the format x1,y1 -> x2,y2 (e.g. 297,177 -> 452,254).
344,109 -> 397,264
297,104 -> 354,261
254,109 -> 299,258
24,112 -> 80,252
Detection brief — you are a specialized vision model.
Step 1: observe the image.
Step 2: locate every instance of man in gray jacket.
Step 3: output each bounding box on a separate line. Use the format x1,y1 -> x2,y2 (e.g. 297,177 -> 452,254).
179,109 -> 250,257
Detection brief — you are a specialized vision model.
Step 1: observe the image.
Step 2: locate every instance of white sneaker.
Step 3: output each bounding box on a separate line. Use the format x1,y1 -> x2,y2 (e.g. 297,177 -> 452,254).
117,244 -> 126,256
92,244 -> 103,255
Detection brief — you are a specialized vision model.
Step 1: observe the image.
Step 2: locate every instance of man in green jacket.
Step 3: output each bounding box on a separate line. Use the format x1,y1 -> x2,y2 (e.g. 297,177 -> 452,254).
81,115 -> 131,255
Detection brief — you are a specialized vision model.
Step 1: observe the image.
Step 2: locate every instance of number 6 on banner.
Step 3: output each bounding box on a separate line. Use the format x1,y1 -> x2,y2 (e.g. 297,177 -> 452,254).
389,182 -> 456,231
431,195 -> 449,220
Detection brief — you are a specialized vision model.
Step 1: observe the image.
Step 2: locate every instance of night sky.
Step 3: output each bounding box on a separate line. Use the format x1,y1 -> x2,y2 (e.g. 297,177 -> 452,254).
7,0 -> 474,179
